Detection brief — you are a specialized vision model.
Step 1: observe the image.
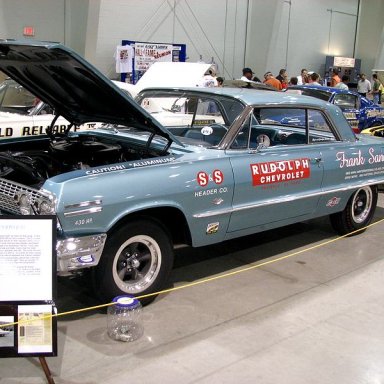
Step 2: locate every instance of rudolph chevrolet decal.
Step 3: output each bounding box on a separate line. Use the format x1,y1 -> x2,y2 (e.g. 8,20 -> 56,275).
250,158 -> 310,186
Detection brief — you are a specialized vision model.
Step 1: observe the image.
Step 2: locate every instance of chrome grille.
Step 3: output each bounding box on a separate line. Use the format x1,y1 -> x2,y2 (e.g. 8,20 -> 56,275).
0,178 -> 44,215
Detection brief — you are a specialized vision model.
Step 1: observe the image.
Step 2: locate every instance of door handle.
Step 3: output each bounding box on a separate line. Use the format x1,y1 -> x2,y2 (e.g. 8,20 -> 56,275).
311,153 -> 322,166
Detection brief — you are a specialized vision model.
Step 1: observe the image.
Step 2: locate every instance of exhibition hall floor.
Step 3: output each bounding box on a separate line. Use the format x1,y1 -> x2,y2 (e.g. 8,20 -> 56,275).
1,196 -> 384,383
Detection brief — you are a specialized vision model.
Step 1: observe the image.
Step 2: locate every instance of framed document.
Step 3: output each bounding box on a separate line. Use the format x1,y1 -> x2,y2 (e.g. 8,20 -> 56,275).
0,216 -> 57,357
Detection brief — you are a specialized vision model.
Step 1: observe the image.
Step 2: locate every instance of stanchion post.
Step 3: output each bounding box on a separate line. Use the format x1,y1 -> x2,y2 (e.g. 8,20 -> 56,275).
38,357 -> 55,384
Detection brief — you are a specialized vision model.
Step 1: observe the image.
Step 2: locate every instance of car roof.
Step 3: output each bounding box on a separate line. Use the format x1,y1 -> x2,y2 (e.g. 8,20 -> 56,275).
138,86 -> 334,108
289,84 -> 359,96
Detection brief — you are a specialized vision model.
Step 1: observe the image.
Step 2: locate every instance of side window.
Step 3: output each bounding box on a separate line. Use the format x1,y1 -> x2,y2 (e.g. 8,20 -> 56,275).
308,110 -> 337,143
334,94 -> 358,110
231,107 -> 338,149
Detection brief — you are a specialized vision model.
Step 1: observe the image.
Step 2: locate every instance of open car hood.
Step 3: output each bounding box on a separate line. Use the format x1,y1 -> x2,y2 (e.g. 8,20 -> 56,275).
0,40 -> 182,145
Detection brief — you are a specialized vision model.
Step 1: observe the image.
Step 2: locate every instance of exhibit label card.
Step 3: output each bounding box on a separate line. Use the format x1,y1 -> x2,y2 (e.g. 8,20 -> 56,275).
0,218 -> 54,301
17,305 -> 53,354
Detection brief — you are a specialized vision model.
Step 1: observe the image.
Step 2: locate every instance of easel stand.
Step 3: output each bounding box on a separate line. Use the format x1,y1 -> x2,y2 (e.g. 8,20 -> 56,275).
39,357 -> 55,384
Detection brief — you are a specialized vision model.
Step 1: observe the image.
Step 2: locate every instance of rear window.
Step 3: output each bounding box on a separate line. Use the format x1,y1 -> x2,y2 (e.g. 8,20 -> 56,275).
136,91 -> 244,128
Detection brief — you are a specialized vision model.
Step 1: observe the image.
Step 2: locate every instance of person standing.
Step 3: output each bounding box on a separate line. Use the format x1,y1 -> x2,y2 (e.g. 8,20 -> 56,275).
357,73 -> 371,97
297,69 -> 309,85
307,72 -> 321,86
372,74 -> 381,105
330,68 -> 341,87
241,67 -> 254,81
276,69 -> 286,83
263,72 -> 283,90
335,75 -> 349,90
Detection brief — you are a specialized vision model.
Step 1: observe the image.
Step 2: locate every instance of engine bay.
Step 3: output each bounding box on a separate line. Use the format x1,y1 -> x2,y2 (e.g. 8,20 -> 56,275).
0,133 -> 164,188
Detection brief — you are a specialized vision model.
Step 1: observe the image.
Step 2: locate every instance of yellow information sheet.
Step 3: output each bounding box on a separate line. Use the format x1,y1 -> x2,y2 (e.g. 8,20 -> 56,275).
18,305 -> 53,353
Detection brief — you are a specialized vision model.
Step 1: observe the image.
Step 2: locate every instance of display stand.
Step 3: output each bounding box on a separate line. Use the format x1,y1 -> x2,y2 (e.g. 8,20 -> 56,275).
39,356 -> 55,384
0,216 -> 57,382
119,39 -> 186,83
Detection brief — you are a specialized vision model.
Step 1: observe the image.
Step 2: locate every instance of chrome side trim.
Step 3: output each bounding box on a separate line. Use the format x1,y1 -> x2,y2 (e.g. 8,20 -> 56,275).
193,178 -> 384,218
64,206 -> 103,217
64,200 -> 102,209
63,199 -> 103,217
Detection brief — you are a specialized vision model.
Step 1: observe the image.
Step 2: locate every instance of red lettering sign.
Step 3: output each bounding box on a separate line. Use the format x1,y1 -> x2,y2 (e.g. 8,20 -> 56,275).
250,158 -> 310,186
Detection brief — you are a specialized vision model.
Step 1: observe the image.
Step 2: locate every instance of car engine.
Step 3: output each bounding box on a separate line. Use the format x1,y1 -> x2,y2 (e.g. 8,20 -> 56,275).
0,134 -> 153,188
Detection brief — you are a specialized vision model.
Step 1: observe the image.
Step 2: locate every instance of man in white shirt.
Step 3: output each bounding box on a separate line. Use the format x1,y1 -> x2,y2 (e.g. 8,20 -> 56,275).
297,68 -> 308,85
357,73 -> 371,97
240,67 -> 254,81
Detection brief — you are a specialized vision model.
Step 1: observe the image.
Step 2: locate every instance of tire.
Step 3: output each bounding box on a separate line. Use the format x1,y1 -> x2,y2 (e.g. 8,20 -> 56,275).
95,219 -> 174,305
330,185 -> 378,236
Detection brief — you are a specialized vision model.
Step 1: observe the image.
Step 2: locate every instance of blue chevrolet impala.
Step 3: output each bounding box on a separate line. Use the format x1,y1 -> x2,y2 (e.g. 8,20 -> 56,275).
0,41 -> 384,303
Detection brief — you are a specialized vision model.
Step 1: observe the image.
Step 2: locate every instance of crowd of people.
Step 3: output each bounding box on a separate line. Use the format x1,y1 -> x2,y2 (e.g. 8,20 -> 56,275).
236,66 -> 384,105
199,64 -> 383,105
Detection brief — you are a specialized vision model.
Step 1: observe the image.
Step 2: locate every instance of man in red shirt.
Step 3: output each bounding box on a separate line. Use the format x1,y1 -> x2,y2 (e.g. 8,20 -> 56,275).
263,72 -> 282,90
330,68 -> 341,87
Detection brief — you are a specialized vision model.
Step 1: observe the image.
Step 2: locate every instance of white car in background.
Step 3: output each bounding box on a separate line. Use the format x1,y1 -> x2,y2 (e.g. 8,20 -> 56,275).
0,78 -> 101,139
0,63 -> 214,139
113,61 -> 214,99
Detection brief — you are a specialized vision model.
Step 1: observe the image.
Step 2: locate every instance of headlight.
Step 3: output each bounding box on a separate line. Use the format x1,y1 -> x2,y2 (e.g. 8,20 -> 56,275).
38,199 -> 55,214
16,191 -> 56,215
18,193 -> 32,215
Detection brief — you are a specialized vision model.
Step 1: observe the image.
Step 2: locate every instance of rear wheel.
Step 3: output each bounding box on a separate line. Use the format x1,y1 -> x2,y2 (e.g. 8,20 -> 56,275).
95,219 -> 174,305
330,186 -> 377,235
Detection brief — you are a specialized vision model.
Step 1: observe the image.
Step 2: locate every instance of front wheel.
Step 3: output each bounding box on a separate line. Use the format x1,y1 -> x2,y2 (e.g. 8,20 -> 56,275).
95,219 -> 174,305
330,186 -> 378,236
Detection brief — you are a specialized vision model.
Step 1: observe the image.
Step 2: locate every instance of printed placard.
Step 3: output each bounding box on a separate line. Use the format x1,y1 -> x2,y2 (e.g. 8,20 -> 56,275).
0,217 -> 56,301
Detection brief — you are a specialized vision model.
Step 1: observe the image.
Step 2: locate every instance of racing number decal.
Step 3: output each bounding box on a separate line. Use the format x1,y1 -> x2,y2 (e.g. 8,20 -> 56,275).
197,170 -> 224,186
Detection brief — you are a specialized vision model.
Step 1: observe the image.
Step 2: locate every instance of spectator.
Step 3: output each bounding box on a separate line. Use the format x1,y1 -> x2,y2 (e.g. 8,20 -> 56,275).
252,75 -> 261,82
297,68 -> 309,85
372,73 -> 381,105
308,72 -> 321,86
216,76 -> 224,87
335,75 -> 349,90
357,73 -> 371,97
198,68 -> 218,87
263,72 -> 283,90
241,67 -> 254,81
330,68 -> 341,87
286,77 -> 302,94
276,69 -> 287,84
280,73 -> 289,89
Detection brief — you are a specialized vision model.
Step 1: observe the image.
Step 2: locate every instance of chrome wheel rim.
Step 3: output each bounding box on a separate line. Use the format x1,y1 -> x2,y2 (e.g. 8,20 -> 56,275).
352,187 -> 373,224
112,235 -> 162,294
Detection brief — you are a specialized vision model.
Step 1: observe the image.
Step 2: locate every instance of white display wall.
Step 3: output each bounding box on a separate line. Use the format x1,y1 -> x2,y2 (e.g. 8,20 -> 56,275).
0,0 -> 383,80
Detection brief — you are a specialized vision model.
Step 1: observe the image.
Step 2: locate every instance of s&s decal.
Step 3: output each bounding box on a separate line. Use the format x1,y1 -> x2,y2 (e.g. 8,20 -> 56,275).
196,170 -> 224,186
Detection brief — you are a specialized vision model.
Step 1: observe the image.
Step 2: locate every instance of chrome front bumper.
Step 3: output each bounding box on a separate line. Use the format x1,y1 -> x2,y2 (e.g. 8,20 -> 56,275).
56,233 -> 107,275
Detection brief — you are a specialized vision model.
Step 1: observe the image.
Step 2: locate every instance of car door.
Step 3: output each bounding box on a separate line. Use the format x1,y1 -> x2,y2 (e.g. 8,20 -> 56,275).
226,106 -> 335,233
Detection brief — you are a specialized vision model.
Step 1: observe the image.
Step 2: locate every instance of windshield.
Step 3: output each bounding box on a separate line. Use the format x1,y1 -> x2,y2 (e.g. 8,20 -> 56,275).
0,79 -> 37,114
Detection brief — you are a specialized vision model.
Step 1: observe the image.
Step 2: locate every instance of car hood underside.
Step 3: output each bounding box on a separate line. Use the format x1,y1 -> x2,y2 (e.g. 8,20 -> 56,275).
0,40 -> 181,145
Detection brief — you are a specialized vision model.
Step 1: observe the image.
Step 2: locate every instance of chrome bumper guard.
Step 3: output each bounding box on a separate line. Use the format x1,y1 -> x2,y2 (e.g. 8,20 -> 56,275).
56,233 -> 107,274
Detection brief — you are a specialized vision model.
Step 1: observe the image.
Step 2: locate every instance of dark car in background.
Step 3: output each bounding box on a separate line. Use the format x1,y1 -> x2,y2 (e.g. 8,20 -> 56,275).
286,85 -> 384,133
